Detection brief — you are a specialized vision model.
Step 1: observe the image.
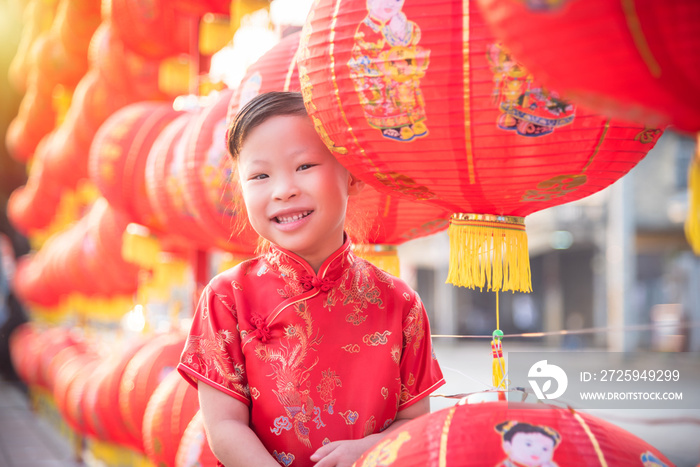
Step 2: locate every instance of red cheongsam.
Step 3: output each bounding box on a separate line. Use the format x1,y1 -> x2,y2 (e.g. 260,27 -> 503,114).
178,236 -> 445,467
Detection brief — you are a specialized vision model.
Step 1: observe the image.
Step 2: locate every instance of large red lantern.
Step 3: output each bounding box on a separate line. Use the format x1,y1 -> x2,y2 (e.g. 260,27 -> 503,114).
298,0 -> 663,292
182,88 -> 258,256
119,333 -> 186,451
89,101 -> 181,229
354,395 -> 672,466
143,370 -> 200,467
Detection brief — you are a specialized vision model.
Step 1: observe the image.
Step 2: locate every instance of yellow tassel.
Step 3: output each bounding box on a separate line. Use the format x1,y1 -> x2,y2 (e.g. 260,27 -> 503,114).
446,213 -> 531,293
491,330 -> 505,389
122,224 -> 161,269
353,244 -> 401,277
685,136 -> 700,255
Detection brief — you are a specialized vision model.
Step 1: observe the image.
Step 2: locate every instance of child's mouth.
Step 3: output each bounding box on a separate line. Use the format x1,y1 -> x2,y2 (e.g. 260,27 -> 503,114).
275,210 -> 313,224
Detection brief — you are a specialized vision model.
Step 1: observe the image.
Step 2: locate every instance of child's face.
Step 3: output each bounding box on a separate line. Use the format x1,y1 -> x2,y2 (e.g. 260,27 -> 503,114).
237,115 -> 361,269
367,0 -> 405,22
503,432 -> 555,466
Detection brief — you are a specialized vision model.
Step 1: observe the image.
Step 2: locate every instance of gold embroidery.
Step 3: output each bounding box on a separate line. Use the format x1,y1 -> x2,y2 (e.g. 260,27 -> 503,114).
317,369 -> 342,414
403,298 -> 425,355
342,344 -> 361,353
363,330 -> 392,346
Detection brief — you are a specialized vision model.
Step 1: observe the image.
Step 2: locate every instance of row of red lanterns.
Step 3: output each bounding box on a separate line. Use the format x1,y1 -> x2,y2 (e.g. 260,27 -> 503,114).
8,323 -> 216,467
12,199 -> 139,308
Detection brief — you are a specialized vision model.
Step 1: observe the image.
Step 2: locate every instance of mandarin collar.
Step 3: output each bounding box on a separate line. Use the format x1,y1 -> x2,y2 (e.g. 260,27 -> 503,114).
264,234 -> 354,283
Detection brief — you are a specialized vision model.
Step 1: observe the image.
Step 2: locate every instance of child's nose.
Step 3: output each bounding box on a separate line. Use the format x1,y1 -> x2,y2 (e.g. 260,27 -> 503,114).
272,175 -> 301,200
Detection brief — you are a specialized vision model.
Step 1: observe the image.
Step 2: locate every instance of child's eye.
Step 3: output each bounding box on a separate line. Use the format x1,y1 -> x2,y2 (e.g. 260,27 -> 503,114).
251,173 -> 268,180
297,163 -> 316,171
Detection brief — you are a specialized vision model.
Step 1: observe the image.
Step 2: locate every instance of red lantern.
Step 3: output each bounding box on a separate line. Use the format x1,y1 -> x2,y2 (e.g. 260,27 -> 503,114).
476,0 -> 700,134
145,111 -> 217,249
89,101 -> 181,229
357,395 -> 672,466
298,0 -> 663,292
182,89 -> 258,256
8,323 -> 39,385
91,338 -> 150,448
53,351 -> 100,434
143,370 -> 200,467
119,333 -> 186,451
88,22 -> 170,101
175,411 -> 218,467
52,0 -> 101,61
106,0 -> 197,59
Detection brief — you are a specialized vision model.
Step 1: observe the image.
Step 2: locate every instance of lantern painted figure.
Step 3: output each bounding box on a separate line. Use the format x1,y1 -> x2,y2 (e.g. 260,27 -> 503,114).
495,421 -> 561,467
486,43 -> 574,137
347,0 -> 430,142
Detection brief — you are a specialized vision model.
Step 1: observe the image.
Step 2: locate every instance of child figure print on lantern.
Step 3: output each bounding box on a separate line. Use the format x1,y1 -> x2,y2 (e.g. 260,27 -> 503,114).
178,92 -> 445,467
347,0 -> 430,142
495,421 -> 561,467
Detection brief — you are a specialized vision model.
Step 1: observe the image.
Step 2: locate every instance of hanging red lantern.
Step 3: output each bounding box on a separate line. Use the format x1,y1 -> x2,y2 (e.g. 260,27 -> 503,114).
88,22 -> 170,101
145,111 -> 216,249
92,338 -> 148,449
53,351 -> 100,434
119,333 -> 186,452
106,0 -> 198,59
476,0 -> 700,134
175,411 -> 218,467
8,323 -> 39,386
89,101 -> 181,229
143,370 -> 200,467
63,357 -> 102,436
298,0 -> 663,292
53,0 -> 101,62
182,88 -> 258,256
354,394 -> 672,466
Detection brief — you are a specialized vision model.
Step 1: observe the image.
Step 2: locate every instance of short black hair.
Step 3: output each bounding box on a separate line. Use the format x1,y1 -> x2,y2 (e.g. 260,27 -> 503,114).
227,91 -> 308,160
495,421 -> 560,445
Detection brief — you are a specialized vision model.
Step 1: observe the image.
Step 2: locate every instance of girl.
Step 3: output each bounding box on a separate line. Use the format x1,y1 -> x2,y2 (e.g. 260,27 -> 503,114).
178,91 -> 444,467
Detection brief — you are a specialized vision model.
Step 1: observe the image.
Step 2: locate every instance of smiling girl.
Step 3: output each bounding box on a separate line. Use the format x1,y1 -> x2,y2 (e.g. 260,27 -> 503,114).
178,91 -> 444,467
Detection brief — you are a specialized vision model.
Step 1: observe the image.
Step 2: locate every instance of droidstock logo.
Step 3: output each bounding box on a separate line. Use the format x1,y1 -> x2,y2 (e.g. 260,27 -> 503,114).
528,360 -> 568,400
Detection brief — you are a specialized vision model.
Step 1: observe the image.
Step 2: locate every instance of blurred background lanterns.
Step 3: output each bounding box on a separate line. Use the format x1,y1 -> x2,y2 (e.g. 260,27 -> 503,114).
297,0 -> 664,292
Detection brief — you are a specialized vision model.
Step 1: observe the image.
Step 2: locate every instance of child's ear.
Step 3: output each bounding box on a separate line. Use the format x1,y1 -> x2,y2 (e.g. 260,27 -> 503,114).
347,172 -> 365,196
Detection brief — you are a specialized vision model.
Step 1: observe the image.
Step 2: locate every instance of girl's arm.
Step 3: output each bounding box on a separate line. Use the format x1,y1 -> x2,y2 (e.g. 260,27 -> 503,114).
309,396 -> 430,467
198,382 -> 280,467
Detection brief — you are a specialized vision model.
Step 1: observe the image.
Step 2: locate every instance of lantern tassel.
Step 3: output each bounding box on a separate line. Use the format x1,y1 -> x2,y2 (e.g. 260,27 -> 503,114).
447,213 -> 531,292
353,244 -> 400,277
685,138 -> 700,255
491,329 -> 505,389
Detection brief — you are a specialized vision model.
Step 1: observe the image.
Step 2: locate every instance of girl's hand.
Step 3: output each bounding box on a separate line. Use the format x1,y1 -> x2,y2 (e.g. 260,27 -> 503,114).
310,436 -> 380,467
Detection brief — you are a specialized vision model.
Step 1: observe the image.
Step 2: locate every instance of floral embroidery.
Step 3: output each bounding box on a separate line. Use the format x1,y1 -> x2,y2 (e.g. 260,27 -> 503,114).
364,416 -> 376,436
381,387 -> 389,399
346,310 -> 368,326
390,345 -> 400,364
381,418 -> 394,432
255,301 -> 321,448
363,330 -> 391,346
183,330 -> 249,396
407,373 -> 415,386
317,369 -> 342,414
340,410 -> 359,425
399,384 -> 411,404
273,450 -> 295,466
271,416 -> 293,435
251,387 -> 260,399
313,406 -> 326,429
403,298 -> 425,355
342,344 -> 361,353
